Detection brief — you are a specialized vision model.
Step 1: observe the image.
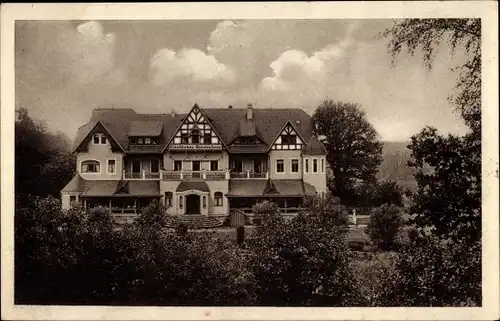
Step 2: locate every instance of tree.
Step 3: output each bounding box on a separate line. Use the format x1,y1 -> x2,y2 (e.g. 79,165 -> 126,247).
313,100 -> 383,203
15,108 -> 76,206
383,19 -> 481,306
247,203 -> 363,306
366,204 -> 403,251
383,19 -> 481,244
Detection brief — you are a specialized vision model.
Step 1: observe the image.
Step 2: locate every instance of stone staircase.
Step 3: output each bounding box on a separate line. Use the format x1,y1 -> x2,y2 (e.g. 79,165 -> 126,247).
164,215 -> 223,229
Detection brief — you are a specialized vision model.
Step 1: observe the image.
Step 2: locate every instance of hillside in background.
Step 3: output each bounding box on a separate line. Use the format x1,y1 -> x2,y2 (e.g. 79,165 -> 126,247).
378,141 -> 422,192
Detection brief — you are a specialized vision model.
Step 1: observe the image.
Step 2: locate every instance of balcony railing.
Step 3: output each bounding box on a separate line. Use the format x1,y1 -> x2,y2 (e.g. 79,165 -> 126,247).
162,170 -> 229,181
123,170 -> 161,180
230,171 -> 269,179
122,170 -> 269,181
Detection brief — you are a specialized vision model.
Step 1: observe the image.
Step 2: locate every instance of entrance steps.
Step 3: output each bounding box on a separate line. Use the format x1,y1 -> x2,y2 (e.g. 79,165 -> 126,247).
165,214 -> 223,229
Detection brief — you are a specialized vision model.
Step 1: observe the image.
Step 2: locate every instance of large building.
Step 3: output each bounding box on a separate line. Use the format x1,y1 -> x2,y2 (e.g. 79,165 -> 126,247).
61,103 -> 327,222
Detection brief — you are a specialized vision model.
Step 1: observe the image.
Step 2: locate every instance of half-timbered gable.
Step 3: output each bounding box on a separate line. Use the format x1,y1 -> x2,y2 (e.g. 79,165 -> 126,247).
270,121 -> 305,151
166,104 -> 225,151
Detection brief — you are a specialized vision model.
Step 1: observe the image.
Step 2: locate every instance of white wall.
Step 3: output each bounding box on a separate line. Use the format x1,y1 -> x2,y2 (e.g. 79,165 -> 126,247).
76,137 -> 123,180
268,150 -> 303,180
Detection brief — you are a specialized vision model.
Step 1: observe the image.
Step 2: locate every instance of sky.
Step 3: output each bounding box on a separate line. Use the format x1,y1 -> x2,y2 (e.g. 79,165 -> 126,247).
15,19 -> 470,142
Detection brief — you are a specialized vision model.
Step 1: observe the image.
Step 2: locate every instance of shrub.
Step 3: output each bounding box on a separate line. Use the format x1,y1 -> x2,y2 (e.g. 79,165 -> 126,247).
247,204 -> 363,306
392,234 -> 481,306
252,200 -> 282,227
351,252 -> 400,306
366,204 -> 403,251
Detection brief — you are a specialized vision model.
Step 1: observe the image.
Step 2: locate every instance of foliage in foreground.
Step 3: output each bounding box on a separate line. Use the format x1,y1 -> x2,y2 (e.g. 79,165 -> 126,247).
366,204 -> 403,251
15,196 -> 481,307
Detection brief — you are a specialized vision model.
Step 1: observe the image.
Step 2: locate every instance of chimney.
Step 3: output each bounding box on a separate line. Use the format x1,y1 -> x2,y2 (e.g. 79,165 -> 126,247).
228,105 -> 233,109
246,103 -> 253,120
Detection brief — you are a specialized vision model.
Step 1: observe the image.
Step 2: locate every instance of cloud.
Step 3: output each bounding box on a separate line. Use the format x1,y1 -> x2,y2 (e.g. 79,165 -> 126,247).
260,21 -> 358,93
149,48 -> 236,87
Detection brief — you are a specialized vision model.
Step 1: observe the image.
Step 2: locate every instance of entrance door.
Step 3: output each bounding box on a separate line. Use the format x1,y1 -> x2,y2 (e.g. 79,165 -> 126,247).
185,195 -> 200,214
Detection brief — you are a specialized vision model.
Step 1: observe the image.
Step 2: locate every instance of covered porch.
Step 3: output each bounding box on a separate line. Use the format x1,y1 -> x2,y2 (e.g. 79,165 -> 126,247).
228,196 -> 305,214
81,196 -> 160,214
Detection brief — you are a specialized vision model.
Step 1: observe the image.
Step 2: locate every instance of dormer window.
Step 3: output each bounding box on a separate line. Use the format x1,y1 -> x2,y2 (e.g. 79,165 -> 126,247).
93,133 -> 107,145
130,136 -> 159,145
233,136 -> 261,145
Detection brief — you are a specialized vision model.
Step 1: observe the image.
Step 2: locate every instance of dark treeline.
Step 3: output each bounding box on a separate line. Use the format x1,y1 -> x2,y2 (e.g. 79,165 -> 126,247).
15,108 -> 75,207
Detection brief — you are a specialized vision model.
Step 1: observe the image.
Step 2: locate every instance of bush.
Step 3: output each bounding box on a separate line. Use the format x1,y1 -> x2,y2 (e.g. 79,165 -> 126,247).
392,234 -> 481,306
247,203 -> 363,306
15,196 -> 257,305
351,252 -> 400,306
366,204 -> 403,251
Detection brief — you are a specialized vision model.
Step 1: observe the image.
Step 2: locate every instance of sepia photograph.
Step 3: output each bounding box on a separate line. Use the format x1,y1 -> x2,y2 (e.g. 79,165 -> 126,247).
1,2 -> 498,320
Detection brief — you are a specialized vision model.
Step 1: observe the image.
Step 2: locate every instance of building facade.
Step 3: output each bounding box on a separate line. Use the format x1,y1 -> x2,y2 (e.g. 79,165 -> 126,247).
61,104 -> 327,222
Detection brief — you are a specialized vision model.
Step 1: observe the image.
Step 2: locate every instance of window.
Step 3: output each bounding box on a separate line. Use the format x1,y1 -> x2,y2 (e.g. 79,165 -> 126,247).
313,158 -> 318,173
70,196 -> 77,206
137,138 -> 144,144
276,159 -> 284,173
214,192 -> 223,207
179,196 -> 183,209
174,161 -> 182,171
281,135 -> 296,145
151,159 -> 159,173
304,159 -> 309,173
107,159 -> 116,174
93,133 -> 107,145
165,192 -> 173,207
321,158 -> 325,174
291,159 -> 299,173
81,160 -> 100,173
145,137 -> 151,144
181,133 -> 189,144
191,129 -> 200,144
203,133 -> 211,144
210,160 -> 218,171
203,196 -> 207,209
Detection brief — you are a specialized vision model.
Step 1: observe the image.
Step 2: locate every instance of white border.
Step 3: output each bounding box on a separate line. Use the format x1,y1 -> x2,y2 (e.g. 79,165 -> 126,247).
1,2 -> 499,320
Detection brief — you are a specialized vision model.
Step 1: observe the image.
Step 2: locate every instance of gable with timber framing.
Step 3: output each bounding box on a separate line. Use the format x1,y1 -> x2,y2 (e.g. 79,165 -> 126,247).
166,104 -> 225,151
270,121 -> 305,151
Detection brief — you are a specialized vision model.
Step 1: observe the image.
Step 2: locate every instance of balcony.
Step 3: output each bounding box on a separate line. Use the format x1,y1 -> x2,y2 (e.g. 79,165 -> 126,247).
162,170 -> 229,181
123,170 -> 230,181
123,170 -> 161,180
122,170 -> 269,181
230,171 -> 269,179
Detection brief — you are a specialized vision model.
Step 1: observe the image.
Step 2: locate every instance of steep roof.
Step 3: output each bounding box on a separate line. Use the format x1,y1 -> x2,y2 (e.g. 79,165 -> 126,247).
227,179 -> 315,197
128,121 -> 163,136
302,135 -> 328,155
73,106 -> 315,153
61,175 -> 160,197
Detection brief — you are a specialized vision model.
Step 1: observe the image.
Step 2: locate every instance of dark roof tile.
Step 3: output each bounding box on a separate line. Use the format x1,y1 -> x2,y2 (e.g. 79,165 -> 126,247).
73,106 -> 315,153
